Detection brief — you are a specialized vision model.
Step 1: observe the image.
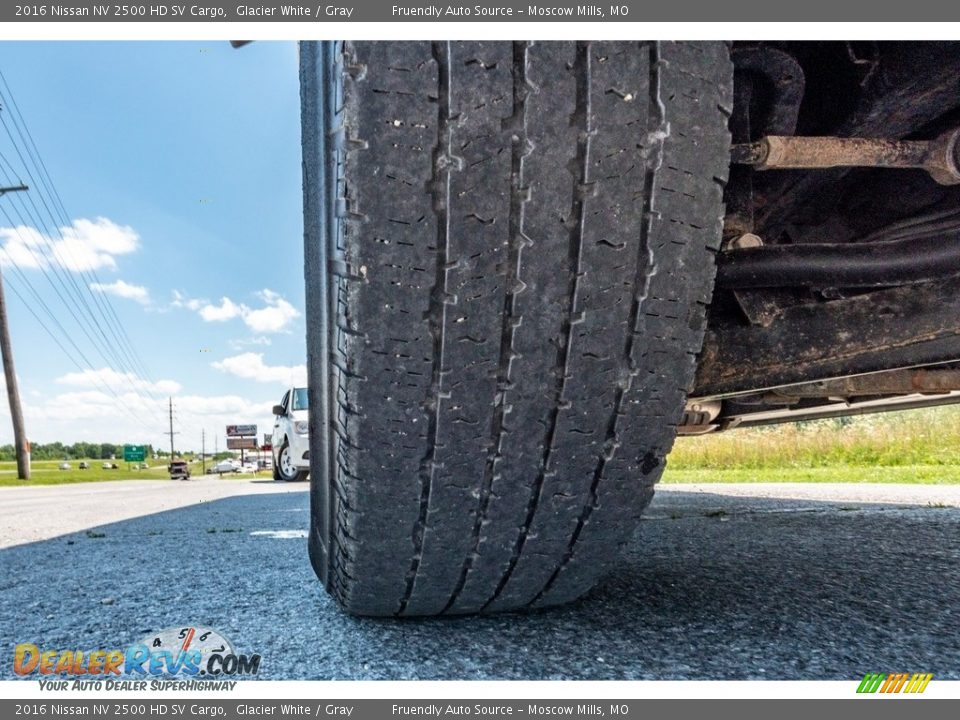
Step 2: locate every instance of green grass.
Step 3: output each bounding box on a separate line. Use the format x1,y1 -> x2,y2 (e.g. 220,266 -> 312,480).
0,458 -> 195,487
662,465 -> 960,484
665,405 -> 960,484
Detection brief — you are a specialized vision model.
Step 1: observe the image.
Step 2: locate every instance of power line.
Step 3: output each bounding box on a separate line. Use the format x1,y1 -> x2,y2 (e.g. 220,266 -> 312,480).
0,140 -> 147,394
0,160 -> 135,375
0,120 -> 148,395
0,173 -> 166,430
0,72 -> 170,430
0,71 -> 159,392
0,78 -> 157,397
0,186 -> 163,433
0,265 -> 161,435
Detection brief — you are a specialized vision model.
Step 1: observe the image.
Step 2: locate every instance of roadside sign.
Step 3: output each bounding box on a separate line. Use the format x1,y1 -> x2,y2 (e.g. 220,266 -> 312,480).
262,433 -> 273,449
227,437 -> 257,450
123,445 -> 146,462
226,424 -> 257,437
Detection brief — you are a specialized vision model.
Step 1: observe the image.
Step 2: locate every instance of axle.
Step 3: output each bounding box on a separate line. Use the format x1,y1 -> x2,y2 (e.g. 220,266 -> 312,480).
732,129 -> 960,185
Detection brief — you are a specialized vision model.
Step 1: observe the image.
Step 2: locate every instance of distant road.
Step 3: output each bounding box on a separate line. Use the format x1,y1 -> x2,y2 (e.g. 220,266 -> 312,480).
0,475 -> 305,548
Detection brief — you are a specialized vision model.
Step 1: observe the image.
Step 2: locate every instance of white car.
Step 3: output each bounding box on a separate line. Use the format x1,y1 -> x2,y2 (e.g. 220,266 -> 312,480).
271,387 -> 309,482
211,459 -> 240,474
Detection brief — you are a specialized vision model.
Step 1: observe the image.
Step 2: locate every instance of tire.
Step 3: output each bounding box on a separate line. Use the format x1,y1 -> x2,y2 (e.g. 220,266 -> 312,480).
302,41 -> 732,616
274,440 -> 306,482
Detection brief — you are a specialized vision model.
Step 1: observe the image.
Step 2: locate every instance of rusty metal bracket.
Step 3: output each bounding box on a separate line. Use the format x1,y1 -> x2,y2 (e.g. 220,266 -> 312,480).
694,276 -> 960,399
770,368 -> 960,399
732,128 -> 960,185
677,400 -> 723,435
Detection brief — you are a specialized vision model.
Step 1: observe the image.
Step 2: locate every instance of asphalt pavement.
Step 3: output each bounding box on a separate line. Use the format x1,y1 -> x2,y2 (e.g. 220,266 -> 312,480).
1,478 -> 958,680
0,475 -> 303,548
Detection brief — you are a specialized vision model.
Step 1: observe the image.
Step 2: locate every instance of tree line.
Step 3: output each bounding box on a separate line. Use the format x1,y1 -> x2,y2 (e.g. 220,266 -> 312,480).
0,442 -> 156,461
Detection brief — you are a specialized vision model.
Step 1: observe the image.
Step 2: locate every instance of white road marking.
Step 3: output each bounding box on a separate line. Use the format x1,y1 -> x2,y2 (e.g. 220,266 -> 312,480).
250,530 -> 309,539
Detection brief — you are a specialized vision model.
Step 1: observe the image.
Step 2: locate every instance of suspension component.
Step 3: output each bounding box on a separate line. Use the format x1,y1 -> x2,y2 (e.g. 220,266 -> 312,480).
716,233 -> 960,289
732,128 -> 960,185
677,400 -> 723,435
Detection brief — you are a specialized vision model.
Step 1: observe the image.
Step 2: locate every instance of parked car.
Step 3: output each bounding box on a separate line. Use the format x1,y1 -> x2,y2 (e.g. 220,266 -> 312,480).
211,459 -> 239,474
238,462 -> 259,474
271,387 -> 309,482
58,462 -> 70,471
78,462 -> 89,470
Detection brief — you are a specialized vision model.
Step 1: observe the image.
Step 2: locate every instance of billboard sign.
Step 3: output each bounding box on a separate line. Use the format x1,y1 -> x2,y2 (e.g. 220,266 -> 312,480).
226,424 -> 257,437
227,437 -> 257,450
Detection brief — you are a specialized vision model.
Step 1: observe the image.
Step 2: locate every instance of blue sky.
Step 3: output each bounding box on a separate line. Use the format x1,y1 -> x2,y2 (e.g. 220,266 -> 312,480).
0,41 -> 304,450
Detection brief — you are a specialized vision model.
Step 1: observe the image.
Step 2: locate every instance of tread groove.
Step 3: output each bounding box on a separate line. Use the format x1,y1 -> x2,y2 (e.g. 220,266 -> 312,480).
397,41 -> 452,617
482,41 -> 593,612
441,41 -> 531,615
530,41 -> 666,606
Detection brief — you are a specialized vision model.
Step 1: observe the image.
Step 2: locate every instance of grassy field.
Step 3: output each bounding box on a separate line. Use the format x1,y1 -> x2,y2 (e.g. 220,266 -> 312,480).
0,459 -> 199,487
663,404 -> 960,484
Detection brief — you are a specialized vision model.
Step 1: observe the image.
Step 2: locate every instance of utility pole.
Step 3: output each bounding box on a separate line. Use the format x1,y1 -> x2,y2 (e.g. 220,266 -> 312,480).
201,429 -> 206,474
0,183 -> 30,480
165,396 -> 179,458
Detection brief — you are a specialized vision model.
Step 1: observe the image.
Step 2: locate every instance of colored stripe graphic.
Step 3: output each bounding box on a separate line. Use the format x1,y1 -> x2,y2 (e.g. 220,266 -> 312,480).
857,672 -> 932,694
857,673 -> 886,693
907,673 -> 933,694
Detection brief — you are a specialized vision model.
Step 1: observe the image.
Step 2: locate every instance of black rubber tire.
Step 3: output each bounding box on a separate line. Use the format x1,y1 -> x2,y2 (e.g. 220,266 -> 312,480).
302,41 -> 732,616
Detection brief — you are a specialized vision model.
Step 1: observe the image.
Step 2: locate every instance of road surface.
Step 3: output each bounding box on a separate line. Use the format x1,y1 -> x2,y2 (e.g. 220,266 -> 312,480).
0,475 -> 304,548
1,478 -> 958,679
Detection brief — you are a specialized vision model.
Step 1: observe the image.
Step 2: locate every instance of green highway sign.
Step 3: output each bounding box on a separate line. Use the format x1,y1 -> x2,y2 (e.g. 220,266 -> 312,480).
123,445 -> 146,462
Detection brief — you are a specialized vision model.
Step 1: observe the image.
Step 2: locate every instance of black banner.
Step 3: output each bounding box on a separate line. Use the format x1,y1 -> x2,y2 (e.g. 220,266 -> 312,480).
5,1 -> 960,22
3,699 -> 960,720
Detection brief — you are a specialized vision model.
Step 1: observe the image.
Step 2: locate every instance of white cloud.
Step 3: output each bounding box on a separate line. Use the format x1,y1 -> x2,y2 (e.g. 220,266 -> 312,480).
198,297 -> 244,322
171,290 -> 198,310
0,217 -> 139,272
174,288 -> 300,334
90,279 -> 150,305
243,290 -> 300,333
8,389 -> 279,449
211,352 -> 306,385
229,336 -> 272,350
56,367 -> 181,395
0,366 -> 282,449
